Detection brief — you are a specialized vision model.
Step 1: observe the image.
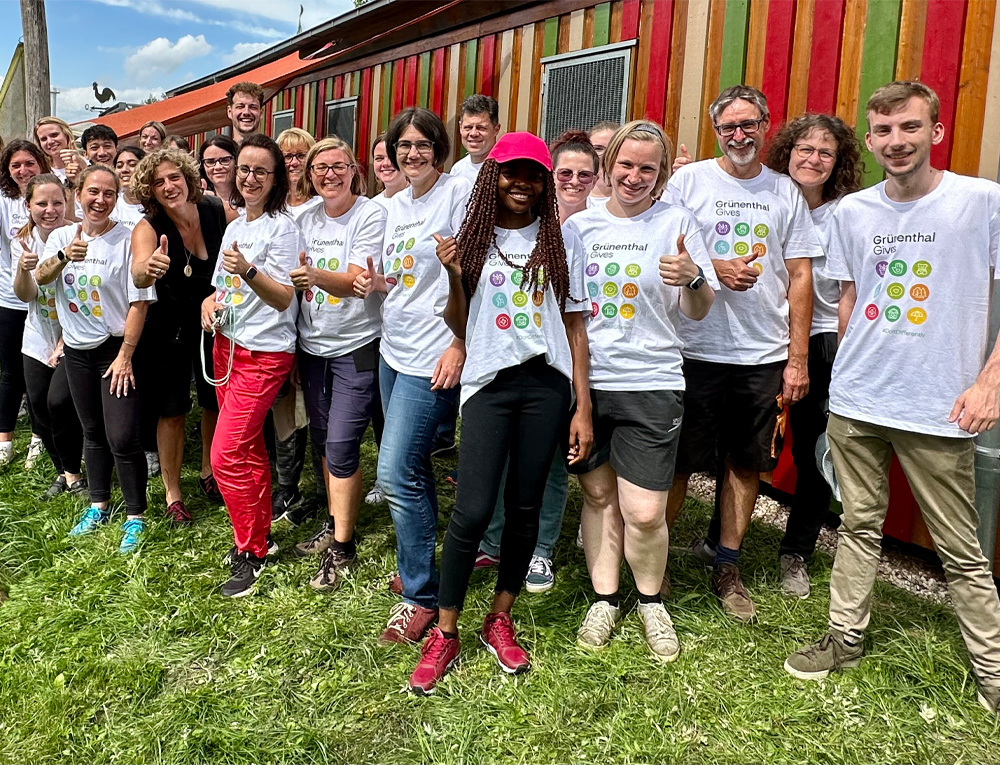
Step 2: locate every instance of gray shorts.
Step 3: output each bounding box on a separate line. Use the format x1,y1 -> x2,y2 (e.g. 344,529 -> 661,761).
569,388 -> 684,491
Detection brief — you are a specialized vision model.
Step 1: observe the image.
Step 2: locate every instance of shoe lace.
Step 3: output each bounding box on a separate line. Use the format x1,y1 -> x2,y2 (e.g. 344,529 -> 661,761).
230,552 -> 256,578
121,518 -> 143,540
801,633 -> 842,663
421,629 -> 454,664
642,604 -> 674,637
528,556 -> 552,578
317,549 -> 338,578
783,555 -> 807,577
584,602 -> 618,635
306,524 -> 333,546
716,565 -> 746,598
166,502 -> 189,521
80,506 -> 104,525
386,602 -> 417,631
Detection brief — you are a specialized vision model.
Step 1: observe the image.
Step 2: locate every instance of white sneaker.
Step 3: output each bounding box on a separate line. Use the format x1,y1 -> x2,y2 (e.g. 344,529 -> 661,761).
364,480 -> 386,505
0,442 -> 14,467
577,600 -> 621,649
24,437 -> 44,470
575,522 -> 584,549
638,601 -> 680,662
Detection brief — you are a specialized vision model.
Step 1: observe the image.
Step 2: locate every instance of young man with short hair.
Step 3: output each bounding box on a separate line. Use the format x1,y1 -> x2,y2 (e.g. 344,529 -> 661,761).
81,125 -> 117,165
450,94 -> 500,182
785,81 -> 1000,720
226,81 -> 264,144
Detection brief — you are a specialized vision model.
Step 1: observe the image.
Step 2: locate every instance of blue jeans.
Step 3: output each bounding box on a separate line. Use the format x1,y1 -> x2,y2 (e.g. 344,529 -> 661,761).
377,357 -> 460,608
480,451 -> 569,560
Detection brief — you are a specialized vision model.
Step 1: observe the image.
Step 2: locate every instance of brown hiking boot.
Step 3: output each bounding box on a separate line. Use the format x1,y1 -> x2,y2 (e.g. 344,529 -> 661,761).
711,562 -> 757,622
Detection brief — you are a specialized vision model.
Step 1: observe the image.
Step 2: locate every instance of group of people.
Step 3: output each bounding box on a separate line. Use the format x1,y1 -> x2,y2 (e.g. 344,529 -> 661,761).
1,76 -> 999,711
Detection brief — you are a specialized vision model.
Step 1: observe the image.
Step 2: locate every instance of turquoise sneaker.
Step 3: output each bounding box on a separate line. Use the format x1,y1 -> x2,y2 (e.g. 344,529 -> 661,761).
119,517 -> 145,554
69,505 -> 110,536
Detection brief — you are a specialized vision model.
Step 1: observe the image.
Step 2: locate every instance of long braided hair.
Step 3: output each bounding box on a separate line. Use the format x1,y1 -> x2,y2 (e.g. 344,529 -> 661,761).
456,158 -> 575,310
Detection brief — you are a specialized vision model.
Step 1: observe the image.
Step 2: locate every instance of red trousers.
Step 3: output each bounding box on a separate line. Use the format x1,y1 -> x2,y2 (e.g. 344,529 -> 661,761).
212,340 -> 294,559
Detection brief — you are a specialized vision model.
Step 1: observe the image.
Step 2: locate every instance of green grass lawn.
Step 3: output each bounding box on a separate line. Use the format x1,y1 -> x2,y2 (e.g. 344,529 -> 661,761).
1,419 -> 998,764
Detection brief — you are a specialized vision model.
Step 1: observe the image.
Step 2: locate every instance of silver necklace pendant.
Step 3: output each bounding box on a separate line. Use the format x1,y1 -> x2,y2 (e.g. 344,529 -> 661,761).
183,264 -> 193,277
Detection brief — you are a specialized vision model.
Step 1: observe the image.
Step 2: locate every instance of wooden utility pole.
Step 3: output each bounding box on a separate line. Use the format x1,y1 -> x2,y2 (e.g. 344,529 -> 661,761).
20,0 -> 51,128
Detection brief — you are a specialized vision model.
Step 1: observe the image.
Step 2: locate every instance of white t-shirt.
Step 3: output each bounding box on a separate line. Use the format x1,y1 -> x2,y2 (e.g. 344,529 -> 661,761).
461,220 -> 589,407
288,195 -> 322,221
112,195 -> 145,230
0,196 -> 30,310
587,195 -> 610,209
43,222 -> 156,350
13,229 -> 61,364
565,200 -> 719,391
296,197 -> 386,358
810,199 -> 841,336
825,171 -> 1000,438
666,160 -> 823,364
380,173 -> 472,377
450,154 -> 484,183
211,211 -> 302,354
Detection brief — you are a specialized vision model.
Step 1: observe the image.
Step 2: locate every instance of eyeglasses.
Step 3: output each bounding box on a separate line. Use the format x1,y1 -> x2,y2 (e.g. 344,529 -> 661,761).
555,169 -> 596,183
793,144 -> 837,162
203,156 -> 234,169
396,140 -> 434,155
236,165 -> 275,181
283,152 -> 307,164
311,162 -> 353,176
714,119 -> 765,138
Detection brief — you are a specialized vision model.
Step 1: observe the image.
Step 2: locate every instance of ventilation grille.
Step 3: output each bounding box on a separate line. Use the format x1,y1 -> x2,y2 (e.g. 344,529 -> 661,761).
326,101 -> 357,146
542,53 -> 628,142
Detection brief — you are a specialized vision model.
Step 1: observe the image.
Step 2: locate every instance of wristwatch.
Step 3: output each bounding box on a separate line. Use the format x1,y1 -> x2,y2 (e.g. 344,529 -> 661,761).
686,265 -> 706,291
57,249 -> 67,263
245,265 -> 258,281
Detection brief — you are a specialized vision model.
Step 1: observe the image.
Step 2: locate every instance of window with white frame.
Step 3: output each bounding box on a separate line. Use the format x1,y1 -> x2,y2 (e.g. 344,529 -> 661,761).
272,109 -> 294,137
540,41 -> 634,143
325,97 -> 358,145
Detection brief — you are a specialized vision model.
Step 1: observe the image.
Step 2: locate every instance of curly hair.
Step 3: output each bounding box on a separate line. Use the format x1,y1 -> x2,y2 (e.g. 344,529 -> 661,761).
130,148 -> 203,217
301,136 -> 366,200
765,114 -> 863,202
456,158 -> 575,310
1,140 -> 51,199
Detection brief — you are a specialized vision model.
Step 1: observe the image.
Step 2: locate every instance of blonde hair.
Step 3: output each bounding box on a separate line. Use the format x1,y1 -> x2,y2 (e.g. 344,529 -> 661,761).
130,148 -> 203,216
33,116 -> 75,152
601,120 -> 673,198
140,121 -> 167,141
277,128 -> 315,152
16,173 -> 67,240
301,137 -> 367,199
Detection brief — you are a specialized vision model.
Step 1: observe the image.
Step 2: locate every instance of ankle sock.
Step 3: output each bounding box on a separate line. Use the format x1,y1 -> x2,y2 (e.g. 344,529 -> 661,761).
637,591 -> 661,605
714,544 -> 740,568
331,536 -> 356,557
440,629 -> 458,639
595,591 -> 620,609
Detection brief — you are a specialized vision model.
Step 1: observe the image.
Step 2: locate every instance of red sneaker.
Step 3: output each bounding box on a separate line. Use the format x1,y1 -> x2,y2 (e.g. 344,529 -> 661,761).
379,602 -> 438,644
165,500 -> 192,526
474,550 -> 499,569
409,627 -> 460,695
387,573 -> 403,596
481,612 -> 530,674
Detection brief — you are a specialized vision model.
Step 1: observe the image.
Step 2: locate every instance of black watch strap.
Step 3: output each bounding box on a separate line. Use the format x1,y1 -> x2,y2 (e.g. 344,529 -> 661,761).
57,249 -> 67,262
686,265 -> 706,290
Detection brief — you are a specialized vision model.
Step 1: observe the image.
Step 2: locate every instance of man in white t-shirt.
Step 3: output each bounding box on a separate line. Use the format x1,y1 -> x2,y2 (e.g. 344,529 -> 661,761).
449,94 -> 501,183
785,81 -> 1000,718
664,85 -> 821,622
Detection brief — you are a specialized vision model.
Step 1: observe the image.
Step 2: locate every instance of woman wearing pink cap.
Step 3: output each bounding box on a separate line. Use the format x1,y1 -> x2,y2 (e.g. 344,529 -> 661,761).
407,131 -> 593,694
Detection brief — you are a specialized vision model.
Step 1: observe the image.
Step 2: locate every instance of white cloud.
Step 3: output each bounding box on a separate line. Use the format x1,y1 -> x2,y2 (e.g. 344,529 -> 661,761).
92,0 -> 290,38
125,35 -> 213,85
182,0 -> 354,27
54,86 -> 167,125
222,42 -> 274,66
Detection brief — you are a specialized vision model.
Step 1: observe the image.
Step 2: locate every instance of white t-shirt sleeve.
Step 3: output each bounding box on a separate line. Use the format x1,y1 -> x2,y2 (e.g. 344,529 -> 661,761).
677,211 -> 720,291
350,203 -> 388,270
822,206 -> 854,282
783,185 -> 824,260
267,218 -> 304,287
563,226 -> 589,313
989,184 -> 1000,272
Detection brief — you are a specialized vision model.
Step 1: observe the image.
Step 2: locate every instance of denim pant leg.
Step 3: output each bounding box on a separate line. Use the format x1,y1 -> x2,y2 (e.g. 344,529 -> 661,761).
481,451 -> 569,560
377,357 -> 458,608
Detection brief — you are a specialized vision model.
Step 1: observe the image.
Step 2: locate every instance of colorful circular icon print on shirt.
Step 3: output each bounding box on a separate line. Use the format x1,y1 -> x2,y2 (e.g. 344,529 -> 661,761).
734,222 -> 750,237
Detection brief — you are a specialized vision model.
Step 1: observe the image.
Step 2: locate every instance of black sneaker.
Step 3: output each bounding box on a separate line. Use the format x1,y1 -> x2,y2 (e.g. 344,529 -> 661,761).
223,535 -> 278,565
200,474 -> 223,503
284,495 -> 322,527
67,477 -> 88,495
221,551 -> 266,597
42,475 -> 67,500
271,485 -> 303,522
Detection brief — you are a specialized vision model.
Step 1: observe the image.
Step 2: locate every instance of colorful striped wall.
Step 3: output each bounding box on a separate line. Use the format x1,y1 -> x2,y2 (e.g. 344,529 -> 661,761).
186,0 -> 1000,186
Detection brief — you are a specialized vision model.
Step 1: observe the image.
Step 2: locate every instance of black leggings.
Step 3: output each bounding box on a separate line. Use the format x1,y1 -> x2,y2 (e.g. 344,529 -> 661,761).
438,356 -> 571,612
22,355 -> 83,475
64,337 -> 147,515
0,307 -> 27,433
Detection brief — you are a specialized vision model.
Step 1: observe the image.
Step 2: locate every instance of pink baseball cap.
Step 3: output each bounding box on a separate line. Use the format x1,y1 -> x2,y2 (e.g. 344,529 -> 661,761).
487,132 -> 553,171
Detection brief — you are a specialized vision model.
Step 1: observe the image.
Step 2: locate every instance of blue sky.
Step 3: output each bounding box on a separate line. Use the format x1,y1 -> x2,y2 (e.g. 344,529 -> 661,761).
0,0 -> 355,124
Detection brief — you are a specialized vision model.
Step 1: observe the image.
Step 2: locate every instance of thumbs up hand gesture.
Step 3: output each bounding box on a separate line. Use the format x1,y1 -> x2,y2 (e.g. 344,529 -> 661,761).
146,234 -> 170,280
672,143 -> 694,173
222,240 -> 250,275
17,238 -> 39,272
66,224 -> 88,262
659,234 -> 700,287
289,250 -> 315,291
353,255 -> 376,298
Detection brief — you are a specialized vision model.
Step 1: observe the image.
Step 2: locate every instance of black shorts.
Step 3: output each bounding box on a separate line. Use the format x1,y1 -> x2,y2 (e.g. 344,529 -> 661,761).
144,319 -> 219,418
569,388 -> 684,491
675,358 -> 786,474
